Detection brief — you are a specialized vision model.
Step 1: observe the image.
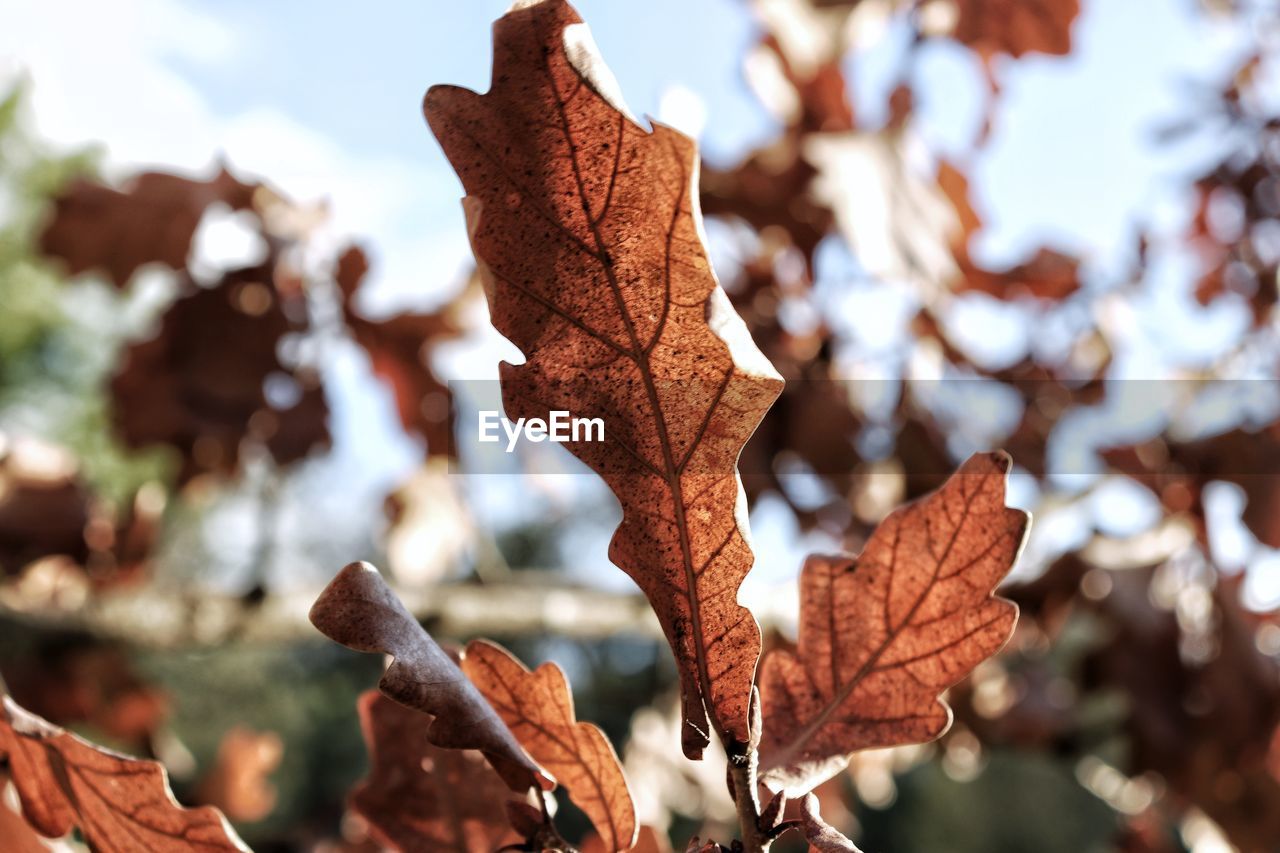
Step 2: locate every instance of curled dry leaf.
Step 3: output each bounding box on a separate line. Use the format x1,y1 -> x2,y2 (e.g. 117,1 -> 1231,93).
760,452 -> 1028,794
0,695 -> 248,851
39,169 -> 256,288
461,639 -> 637,852
425,0 -> 783,760
350,690 -> 520,853
799,794 -> 862,853
308,561 -> 550,793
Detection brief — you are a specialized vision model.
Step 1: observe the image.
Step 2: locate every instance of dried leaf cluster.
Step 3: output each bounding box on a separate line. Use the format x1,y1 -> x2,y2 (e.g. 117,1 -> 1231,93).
5,0 -> 1280,850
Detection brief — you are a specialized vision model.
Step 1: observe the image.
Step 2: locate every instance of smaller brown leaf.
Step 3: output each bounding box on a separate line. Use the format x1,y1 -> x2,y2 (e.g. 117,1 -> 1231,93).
0,695 -> 247,851
308,561 -> 550,793
461,639 -> 637,852
799,794 -> 862,853
350,691 -> 520,853
760,452 -> 1028,794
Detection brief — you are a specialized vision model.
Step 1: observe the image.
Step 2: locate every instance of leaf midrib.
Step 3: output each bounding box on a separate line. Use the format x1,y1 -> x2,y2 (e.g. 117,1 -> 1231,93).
541,50 -> 734,748
769,480 -> 979,771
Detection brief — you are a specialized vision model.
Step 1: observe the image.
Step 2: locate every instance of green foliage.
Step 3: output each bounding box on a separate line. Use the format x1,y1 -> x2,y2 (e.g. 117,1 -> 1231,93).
0,83 -> 172,500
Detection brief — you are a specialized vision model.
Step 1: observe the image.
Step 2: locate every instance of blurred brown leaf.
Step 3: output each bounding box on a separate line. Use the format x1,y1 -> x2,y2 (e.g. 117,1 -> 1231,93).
2,641 -> 168,753
0,437 -> 160,586
334,246 -> 467,457
952,0 -> 1080,59
111,265 -> 329,481
350,690 -> 519,853
1104,423 -> 1280,550
195,726 -> 284,824
39,168 -> 256,288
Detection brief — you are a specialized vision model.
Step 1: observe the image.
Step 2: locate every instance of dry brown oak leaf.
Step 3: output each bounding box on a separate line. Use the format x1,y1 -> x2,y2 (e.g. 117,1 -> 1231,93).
0,695 -> 248,851
424,0 -> 784,761
952,0 -> 1080,58
308,561 -> 551,793
760,452 -> 1028,795
350,690 -> 520,853
40,169 -> 256,288
461,639 -> 637,852
799,794 -> 863,853
111,267 -> 330,481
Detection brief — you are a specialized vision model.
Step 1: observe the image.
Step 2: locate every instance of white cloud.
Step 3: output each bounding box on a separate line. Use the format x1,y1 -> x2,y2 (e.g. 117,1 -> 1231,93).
0,0 -> 467,306
0,0 -> 233,169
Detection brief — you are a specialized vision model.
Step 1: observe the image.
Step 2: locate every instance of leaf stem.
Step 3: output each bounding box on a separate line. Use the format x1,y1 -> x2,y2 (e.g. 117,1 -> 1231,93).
727,748 -> 769,853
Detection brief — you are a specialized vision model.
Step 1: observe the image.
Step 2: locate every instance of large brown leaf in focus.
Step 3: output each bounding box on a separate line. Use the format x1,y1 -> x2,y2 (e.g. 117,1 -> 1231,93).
424,0 -> 783,759
334,246 -> 466,457
350,690 -> 519,853
112,267 -> 329,481
308,562 -> 550,793
759,452 -> 1027,794
40,169 -> 256,288
461,639 -> 637,852
0,695 -> 247,851
952,0 -> 1080,59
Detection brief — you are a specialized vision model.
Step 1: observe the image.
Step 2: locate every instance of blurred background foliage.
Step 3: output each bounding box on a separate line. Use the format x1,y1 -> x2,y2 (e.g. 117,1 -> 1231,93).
4,0 -> 1280,851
